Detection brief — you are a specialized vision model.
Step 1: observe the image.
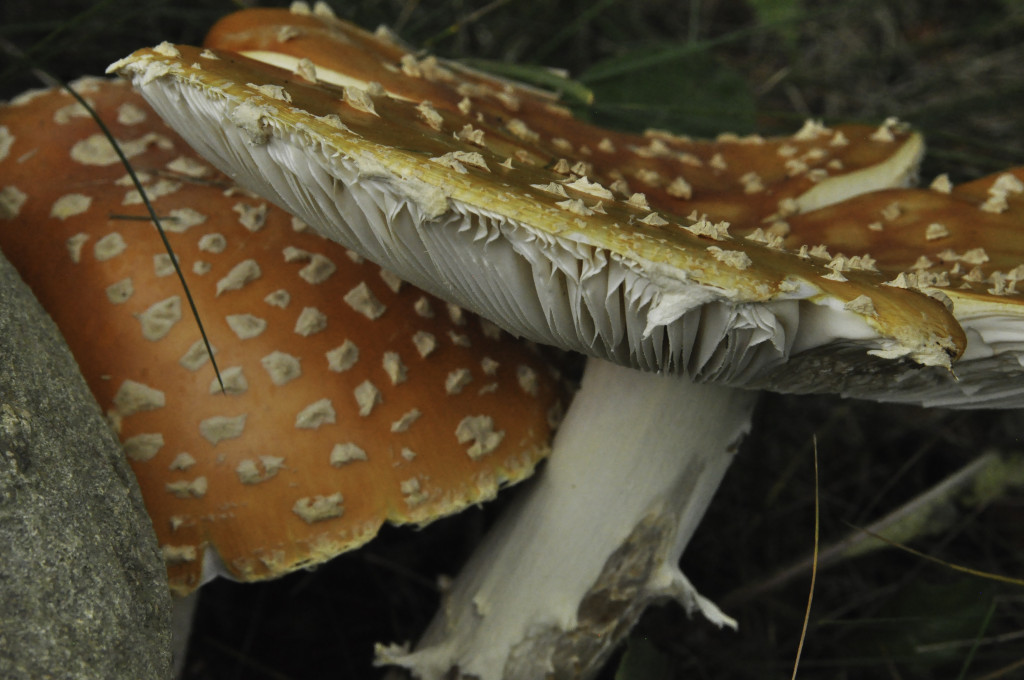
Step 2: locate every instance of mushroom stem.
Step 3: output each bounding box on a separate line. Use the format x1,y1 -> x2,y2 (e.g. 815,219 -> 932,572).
378,357 -> 758,679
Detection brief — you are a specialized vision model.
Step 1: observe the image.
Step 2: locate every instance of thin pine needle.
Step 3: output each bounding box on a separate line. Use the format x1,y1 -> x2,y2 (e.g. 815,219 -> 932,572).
0,38 -> 226,393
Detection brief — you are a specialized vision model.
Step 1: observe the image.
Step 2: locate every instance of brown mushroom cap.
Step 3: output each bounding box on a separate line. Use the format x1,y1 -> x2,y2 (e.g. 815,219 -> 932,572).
109,42 -> 965,390
783,169 -> 1024,284
764,169 -> 1024,406
0,78 -> 564,595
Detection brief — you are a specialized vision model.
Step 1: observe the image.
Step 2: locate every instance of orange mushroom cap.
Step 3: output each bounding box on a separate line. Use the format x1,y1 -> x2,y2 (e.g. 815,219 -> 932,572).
0,77 -> 564,595
766,168 -> 1024,406
202,5 -> 924,226
783,169 -> 1024,282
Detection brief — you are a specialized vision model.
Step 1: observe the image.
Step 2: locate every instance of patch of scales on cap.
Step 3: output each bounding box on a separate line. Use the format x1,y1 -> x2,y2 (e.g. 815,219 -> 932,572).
199,8 -> 925,232
771,168 -> 1024,406
0,79 -> 565,595
111,40 -> 963,384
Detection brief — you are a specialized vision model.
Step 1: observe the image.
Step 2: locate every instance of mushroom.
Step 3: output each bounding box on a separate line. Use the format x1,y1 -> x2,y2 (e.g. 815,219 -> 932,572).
107,16 -> 981,679
0,77 -> 564,599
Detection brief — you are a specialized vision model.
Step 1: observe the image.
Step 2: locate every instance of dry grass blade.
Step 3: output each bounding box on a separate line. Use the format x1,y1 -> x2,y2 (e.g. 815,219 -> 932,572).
844,524 -> 1024,588
790,437 -> 820,680
722,451 -> 1024,609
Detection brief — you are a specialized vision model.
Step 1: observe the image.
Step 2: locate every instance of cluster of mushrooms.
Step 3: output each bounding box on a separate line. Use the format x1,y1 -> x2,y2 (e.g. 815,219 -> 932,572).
2,3 -> 1022,679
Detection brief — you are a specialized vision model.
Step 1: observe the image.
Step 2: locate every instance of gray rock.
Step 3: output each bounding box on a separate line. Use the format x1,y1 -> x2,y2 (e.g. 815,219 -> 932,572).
0,248 -> 172,680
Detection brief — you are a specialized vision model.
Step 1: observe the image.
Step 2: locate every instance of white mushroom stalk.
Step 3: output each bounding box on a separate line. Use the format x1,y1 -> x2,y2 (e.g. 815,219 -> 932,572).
379,358 -> 757,677
109,38 -> 974,680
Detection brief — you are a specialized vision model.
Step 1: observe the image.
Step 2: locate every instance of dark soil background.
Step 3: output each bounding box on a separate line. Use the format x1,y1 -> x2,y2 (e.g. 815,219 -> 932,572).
3,1 -> 1024,678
